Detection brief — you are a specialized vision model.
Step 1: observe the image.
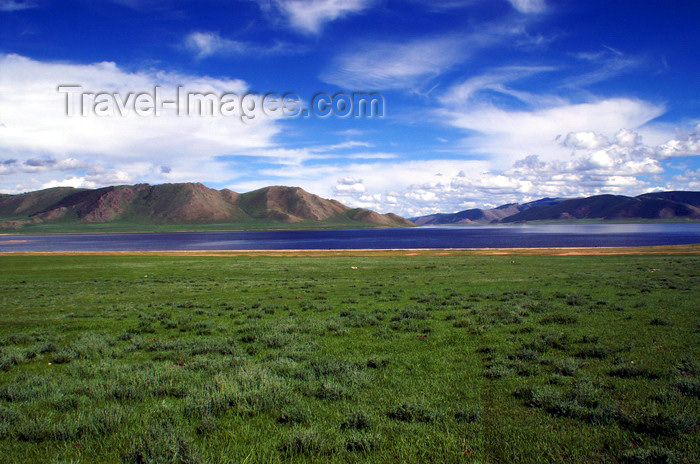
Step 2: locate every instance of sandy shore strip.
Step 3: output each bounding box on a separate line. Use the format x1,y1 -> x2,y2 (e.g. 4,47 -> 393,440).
1,244 -> 700,257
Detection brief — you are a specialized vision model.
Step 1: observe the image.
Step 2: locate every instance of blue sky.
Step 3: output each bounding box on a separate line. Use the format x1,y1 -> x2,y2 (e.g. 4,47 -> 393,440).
1,0 -> 699,215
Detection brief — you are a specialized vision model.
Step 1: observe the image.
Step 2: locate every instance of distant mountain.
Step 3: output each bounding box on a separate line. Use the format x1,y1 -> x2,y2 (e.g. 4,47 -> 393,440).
412,191 -> 700,225
502,192 -> 700,223
0,183 -> 414,230
412,198 -> 567,225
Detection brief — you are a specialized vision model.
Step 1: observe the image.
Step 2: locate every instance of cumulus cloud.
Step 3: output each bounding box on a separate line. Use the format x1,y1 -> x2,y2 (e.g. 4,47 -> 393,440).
671,169 -> 700,190
235,124 -> 693,216
656,124 -> 700,158
41,177 -> 89,189
333,177 -> 366,194
562,131 -> 610,150
0,54 -> 283,192
438,66 -> 666,165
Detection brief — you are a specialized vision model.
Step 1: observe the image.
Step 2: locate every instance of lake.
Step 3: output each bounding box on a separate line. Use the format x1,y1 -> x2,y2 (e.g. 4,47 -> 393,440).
2,224 -> 700,252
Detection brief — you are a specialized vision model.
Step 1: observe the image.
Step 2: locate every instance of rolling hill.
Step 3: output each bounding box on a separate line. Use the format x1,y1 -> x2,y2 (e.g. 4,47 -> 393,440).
0,183 -> 415,231
413,191 -> 700,225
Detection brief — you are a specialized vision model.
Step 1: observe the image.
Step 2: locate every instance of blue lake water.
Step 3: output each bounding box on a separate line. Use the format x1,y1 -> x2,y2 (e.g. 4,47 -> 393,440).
2,224 -> 700,252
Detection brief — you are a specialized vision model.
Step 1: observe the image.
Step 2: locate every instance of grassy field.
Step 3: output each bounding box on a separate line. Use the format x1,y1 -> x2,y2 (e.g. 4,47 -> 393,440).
0,217 -> 410,235
0,252 -> 698,463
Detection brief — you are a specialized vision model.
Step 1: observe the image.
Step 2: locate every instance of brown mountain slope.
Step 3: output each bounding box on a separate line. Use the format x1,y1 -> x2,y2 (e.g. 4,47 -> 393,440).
0,183 -> 414,229
0,187 -> 82,218
238,186 -> 350,222
349,208 -> 415,226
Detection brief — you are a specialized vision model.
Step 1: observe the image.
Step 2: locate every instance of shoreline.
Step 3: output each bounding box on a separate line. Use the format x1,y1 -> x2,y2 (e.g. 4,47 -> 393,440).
2,244 -> 700,257
2,220 -> 700,236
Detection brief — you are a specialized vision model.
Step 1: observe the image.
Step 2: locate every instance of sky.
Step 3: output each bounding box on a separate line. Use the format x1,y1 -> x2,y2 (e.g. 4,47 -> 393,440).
0,0 -> 699,216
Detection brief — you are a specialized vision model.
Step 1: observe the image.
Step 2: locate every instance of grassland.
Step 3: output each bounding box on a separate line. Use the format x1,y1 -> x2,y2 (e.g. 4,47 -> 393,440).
0,252 -> 698,463
0,216 -> 406,235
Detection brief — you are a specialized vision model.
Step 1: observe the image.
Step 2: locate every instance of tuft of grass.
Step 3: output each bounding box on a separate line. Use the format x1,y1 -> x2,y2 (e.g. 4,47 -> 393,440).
608,365 -> 660,380
344,432 -> 381,453
124,409 -> 200,464
50,347 -> 77,364
629,408 -> 697,437
673,357 -> 699,376
0,405 -> 21,438
454,406 -> 481,423
196,416 -> 218,435
553,358 -> 579,377
575,345 -> 613,359
485,361 -> 512,379
16,417 -> 53,443
540,313 -> 579,325
340,411 -> 373,430
674,377 -> 700,398
277,405 -> 311,425
526,332 -> 570,351
312,382 -> 348,401
388,402 -> 439,423
0,347 -> 26,371
650,317 -> 673,326
621,446 -> 674,464
515,382 -> 622,426
279,429 -> 329,456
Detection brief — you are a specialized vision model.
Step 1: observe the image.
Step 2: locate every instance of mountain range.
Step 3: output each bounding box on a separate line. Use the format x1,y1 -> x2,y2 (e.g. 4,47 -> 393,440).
2,185 -> 699,232
0,183 -> 413,230
412,191 -> 700,225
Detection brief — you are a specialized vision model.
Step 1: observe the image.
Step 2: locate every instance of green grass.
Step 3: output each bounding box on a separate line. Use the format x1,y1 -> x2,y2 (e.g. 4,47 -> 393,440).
0,253 -> 698,463
1,217 -> 411,234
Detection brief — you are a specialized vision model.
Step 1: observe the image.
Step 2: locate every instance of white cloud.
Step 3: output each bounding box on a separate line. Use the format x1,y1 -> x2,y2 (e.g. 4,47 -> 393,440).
656,124 -> 700,158
334,177 -> 366,193
440,93 -> 665,165
183,31 -> 297,59
672,169 -> 700,190
184,32 -> 250,58
564,48 -> 641,89
439,66 -> 557,106
226,124 -> 692,216
507,0 -> 546,14
0,0 -> 36,12
563,131 -> 610,150
260,0 -> 375,34
42,177 -> 89,189
0,54 -> 283,192
346,152 -> 398,160
321,22 -> 532,90
321,35 -> 466,90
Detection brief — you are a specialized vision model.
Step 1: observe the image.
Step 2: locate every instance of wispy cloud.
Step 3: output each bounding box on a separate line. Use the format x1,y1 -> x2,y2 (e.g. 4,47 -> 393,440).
507,0 -> 547,14
0,0 -> 37,12
564,47 -> 642,89
257,0 -> 375,34
321,35 -> 467,90
183,31 -> 298,59
405,0 -> 483,11
439,66 -> 557,106
321,21 -> 531,90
